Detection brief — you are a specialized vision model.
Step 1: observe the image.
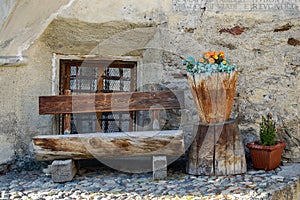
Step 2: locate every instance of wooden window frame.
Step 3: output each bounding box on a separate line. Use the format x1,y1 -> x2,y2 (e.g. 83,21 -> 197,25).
55,55 -> 140,134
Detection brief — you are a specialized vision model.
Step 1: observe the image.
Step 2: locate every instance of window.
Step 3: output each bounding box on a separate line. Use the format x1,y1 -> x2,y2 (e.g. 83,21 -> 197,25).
59,59 -> 137,134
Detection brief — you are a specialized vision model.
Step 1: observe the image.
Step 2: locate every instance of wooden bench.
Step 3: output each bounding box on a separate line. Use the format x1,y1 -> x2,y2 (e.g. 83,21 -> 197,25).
33,90 -> 185,182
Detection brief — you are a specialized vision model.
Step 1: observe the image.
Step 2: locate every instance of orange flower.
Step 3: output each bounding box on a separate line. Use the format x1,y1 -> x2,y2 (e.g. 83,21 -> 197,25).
204,53 -> 210,59
219,51 -> 225,58
209,58 -> 215,64
213,54 -> 219,59
199,58 -> 205,63
207,51 -> 214,56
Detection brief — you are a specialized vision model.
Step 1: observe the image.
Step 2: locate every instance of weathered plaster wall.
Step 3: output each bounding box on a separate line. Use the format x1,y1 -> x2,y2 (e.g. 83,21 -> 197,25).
0,0 -> 299,171
0,40 -> 54,171
0,0 -> 16,29
0,0 -> 71,56
0,67 -> 17,169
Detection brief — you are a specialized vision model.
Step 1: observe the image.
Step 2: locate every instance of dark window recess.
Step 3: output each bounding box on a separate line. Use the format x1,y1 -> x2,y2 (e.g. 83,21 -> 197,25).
59,60 -> 137,134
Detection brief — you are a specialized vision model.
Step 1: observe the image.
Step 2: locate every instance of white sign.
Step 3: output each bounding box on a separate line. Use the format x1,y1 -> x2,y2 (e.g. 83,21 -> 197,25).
172,0 -> 300,13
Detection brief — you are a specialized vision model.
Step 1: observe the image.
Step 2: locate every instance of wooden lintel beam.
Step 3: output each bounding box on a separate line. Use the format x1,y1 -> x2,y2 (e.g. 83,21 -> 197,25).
39,90 -> 184,114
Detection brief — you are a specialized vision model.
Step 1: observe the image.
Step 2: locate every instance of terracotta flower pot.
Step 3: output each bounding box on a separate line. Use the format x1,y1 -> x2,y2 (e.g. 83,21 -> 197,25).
187,71 -> 238,123
246,141 -> 286,171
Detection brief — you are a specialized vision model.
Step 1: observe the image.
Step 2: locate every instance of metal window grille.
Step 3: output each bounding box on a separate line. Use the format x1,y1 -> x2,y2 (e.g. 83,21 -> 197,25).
60,59 -> 137,134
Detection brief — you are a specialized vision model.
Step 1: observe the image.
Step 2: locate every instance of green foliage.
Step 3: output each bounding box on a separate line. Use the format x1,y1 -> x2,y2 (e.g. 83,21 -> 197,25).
259,113 -> 276,146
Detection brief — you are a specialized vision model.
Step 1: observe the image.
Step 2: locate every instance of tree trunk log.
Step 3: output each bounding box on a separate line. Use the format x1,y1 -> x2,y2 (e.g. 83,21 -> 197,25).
186,119 -> 246,175
33,130 -> 184,161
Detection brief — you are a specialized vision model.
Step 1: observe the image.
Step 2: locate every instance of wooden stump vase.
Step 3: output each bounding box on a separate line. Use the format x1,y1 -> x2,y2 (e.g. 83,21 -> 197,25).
187,71 -> 238,123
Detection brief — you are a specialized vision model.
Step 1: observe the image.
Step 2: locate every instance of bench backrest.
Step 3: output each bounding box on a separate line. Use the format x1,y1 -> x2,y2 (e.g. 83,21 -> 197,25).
39,90 -> 184,133
39,90 -> 184,114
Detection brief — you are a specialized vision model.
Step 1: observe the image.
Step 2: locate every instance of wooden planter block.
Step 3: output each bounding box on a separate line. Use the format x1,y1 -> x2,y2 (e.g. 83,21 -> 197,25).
187,119 -> 246,176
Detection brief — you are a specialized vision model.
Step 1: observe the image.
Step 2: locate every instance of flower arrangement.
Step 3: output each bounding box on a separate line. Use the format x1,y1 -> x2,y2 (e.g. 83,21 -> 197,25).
183,51 -> 237,76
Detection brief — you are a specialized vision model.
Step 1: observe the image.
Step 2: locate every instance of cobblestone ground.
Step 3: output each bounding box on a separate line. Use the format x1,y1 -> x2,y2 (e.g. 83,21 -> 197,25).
0,160 -> 300,200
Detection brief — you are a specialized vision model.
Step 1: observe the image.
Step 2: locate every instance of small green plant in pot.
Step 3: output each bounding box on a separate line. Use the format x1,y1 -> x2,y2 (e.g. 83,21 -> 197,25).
246,113 -> 286,171
260,113 -> 276,146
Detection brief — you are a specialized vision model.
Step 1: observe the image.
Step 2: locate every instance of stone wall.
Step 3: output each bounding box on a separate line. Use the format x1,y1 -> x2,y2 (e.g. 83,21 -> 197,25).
0,0 -> 299,171
167,0 -> 300,162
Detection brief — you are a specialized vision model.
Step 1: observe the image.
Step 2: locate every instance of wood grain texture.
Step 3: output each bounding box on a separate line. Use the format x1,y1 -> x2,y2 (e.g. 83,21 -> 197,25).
187,71 -> 238,123
188,123 -> 215,175
186,119 -> 246,176
39,90 -> 184,114
63,90 -> 71,134
33,130 -> 184,161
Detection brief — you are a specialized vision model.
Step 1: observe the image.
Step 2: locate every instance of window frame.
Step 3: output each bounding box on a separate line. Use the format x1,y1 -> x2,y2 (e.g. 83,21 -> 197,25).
53,55 -> 142,134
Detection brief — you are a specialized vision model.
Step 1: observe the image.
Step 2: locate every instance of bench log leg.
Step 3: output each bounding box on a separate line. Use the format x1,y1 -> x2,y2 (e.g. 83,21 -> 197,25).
51,159 -> 77,183
153,156 -> 167,180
